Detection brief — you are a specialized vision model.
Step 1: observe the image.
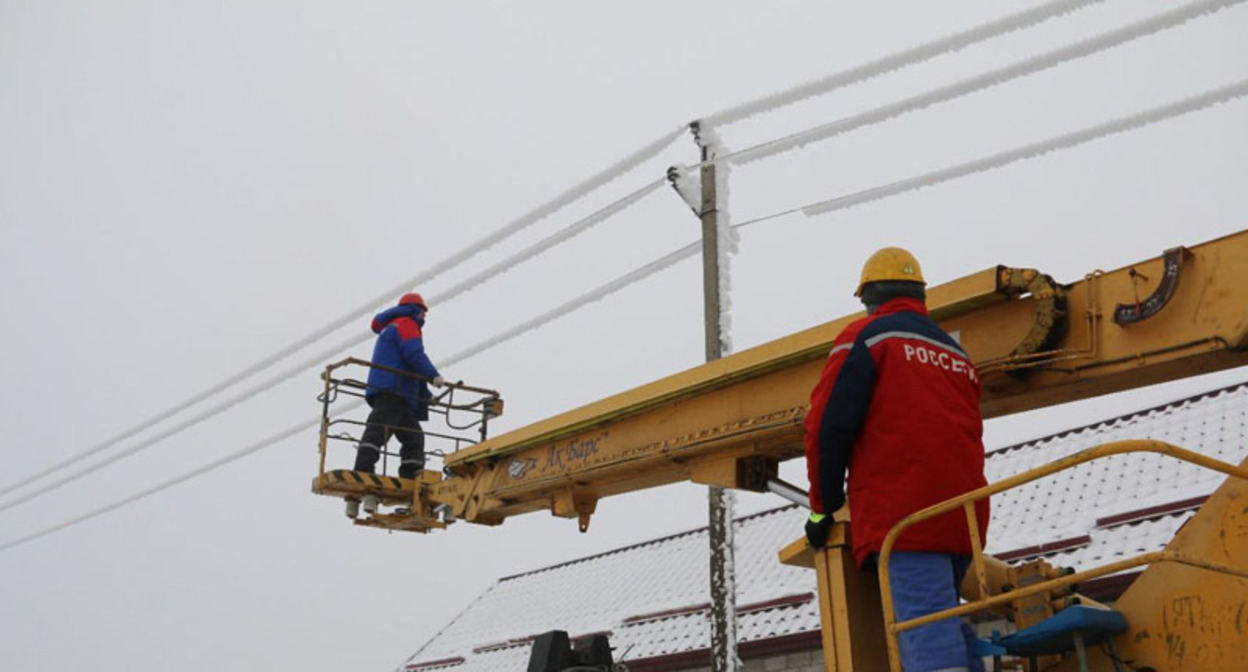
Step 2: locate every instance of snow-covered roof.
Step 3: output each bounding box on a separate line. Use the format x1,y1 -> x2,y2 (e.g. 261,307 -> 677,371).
402,381 -> 1248,671
984,382 -> 1248,559
404,505 -> 816,671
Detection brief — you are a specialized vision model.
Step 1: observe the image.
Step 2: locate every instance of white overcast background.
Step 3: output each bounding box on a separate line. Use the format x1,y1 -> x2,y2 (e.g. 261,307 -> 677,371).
2,2 -> 1247,671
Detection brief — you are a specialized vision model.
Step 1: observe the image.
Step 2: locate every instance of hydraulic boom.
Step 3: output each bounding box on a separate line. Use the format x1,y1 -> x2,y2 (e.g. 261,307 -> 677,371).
314,230 -> 1248,533
311,229 -> 1248,672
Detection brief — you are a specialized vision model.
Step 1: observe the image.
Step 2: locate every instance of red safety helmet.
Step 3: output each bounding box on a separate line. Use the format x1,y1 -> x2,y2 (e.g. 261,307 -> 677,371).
399,292 -> 428,310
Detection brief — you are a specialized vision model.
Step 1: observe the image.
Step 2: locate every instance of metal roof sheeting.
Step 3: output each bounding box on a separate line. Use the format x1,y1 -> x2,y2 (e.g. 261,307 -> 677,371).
402,381 -> 1248,671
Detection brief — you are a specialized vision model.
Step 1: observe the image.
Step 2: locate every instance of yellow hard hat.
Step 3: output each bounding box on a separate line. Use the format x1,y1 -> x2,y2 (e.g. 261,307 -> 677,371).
855,247 -> 925,297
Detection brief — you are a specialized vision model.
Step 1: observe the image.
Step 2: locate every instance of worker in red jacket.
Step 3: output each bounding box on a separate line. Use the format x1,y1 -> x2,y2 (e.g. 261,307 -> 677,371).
804,248 -> 989,672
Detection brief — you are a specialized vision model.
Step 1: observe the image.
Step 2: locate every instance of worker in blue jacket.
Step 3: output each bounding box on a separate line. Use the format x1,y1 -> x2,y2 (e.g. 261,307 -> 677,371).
352,292 -> 444,488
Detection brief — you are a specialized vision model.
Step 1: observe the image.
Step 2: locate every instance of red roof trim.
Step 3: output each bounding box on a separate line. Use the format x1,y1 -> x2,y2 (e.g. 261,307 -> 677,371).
1095,496 -> 1208,528
995,534 -> 1092,562
1077,570 -> 1142,602
622,630 -> 823,672
471,639 -> 530,654
738,592 -> 815,615
472,630 -> 613,654
622,602 -> 711,624
403,656 -> 465,670
622,592 -> 814,625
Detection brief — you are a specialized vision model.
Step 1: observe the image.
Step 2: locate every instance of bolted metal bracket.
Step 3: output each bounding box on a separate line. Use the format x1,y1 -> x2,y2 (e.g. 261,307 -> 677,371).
551,490 -> 598,533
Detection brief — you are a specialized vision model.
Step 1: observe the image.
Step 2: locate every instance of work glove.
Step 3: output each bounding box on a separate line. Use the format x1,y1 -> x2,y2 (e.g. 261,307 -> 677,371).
805,512 -> 833,548
431,375 -> 445,388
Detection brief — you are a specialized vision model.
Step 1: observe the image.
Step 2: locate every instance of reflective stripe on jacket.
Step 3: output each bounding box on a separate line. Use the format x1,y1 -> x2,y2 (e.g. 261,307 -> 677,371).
804,297 -> 989,566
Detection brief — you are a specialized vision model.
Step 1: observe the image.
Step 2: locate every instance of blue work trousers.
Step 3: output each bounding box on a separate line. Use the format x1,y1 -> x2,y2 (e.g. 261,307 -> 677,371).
888,551 -> 985,672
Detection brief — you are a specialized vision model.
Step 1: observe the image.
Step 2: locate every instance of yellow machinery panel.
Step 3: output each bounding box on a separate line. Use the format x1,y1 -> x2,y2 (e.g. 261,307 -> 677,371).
1086,455 -> 1248,671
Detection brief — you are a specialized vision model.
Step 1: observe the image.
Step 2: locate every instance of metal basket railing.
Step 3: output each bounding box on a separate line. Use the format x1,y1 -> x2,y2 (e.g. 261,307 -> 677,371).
316,357 -> 503,480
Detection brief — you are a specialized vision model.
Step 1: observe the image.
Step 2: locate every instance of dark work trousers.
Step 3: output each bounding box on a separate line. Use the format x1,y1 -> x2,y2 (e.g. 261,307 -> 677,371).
353,393 -> 426,479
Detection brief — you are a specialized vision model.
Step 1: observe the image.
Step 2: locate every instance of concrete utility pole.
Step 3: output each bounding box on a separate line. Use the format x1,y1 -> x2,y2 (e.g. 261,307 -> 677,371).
691,121 -> 742,672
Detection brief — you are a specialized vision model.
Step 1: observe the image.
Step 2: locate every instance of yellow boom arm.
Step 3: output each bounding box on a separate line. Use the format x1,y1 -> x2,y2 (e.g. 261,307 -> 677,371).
315,230 -> 1248,533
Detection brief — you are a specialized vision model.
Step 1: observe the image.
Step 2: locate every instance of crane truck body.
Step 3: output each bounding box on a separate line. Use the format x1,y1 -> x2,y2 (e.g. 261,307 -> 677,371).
314,229 -> 1248,671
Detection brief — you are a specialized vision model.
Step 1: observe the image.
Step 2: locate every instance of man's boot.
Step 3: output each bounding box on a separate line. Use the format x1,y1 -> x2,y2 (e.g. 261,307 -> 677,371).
398,460 -> 424,480
353,443 -> 380,473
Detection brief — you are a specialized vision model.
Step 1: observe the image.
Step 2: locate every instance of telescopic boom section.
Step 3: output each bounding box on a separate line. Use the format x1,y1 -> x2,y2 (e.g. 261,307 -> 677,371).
325,230 -> 1248,533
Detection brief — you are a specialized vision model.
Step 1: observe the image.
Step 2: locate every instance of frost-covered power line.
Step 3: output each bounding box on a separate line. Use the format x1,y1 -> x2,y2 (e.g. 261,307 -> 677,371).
0,0 -> 1166,500
6,0 -> 1243,553
0,127 -> 686,502
428,178 -> 669,310
6,72 -> 1246,550
700,0 -> 1103,128
0,408 -> 352,555
0,337 -> 356,515
444,242 -> 700,367
732,77 -> 1248,229
700,0 -> 1245,169
0,239 -> 705,554
0,176 -> 673,516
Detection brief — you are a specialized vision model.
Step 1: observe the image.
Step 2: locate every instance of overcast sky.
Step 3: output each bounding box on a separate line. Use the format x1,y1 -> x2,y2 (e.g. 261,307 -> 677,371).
2,2 -> 1247,671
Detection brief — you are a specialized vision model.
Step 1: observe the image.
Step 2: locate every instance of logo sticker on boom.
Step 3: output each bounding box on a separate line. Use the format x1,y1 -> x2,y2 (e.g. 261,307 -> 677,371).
508,457 -> 537,480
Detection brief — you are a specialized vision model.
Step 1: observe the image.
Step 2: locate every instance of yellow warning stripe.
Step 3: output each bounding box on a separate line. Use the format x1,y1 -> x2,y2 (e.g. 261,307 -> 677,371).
326,469 -> 405,490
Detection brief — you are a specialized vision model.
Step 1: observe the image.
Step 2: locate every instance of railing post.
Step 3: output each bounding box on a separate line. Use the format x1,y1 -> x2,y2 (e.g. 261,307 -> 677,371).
964,502 -> 990,603
317,365 -> 334,482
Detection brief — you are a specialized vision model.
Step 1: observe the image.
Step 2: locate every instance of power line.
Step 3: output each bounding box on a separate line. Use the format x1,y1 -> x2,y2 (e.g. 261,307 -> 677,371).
442,241 -> 701,367
704,0 -> 1245,169
731,77 -> 1248,230
801,77 -> 1248,216
0,126 -> 686,501
0,340 -> 352,516
0,177 -> 672,516
5,68 -> 1246,548
0,0 -> 1167,499
700,0 -> 1103,128
6,2 -> 1243,553
0,239 -> 703,555
0,410 -> 334,555
429,177 -> 669,308
12,70 -> 1242,521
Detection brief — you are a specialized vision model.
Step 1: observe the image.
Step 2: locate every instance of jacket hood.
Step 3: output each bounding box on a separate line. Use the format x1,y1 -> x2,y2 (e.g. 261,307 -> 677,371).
372,304 -> 424,334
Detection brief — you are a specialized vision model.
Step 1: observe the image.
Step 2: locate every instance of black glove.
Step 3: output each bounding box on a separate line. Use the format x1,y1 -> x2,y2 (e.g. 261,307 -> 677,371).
805,513 -> 833,548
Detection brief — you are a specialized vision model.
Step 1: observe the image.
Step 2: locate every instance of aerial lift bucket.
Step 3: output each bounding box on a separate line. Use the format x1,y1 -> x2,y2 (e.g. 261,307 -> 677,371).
310,357 -> 503,532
